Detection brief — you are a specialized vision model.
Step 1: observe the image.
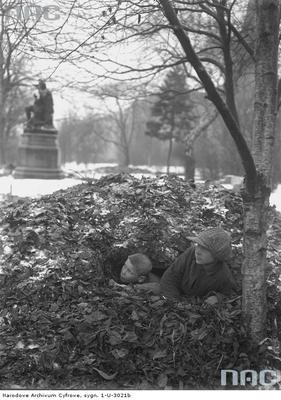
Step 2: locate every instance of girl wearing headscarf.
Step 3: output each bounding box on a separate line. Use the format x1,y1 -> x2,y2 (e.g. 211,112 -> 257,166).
160,227 -> 237,300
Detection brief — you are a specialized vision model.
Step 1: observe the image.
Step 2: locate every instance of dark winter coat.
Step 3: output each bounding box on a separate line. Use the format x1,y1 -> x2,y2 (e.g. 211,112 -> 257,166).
160,246 -> 237,300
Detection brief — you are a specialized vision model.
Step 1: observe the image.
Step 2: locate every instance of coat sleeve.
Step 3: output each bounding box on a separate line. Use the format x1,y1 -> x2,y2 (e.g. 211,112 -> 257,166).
160,248 -> 191,300
218,278 -> 238,295
213,263 -> 238,296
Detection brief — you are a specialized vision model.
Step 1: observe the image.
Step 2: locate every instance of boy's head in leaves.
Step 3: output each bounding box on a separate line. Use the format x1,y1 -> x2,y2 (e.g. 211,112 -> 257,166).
120,253 -> 152,283
188,227 -> 232,263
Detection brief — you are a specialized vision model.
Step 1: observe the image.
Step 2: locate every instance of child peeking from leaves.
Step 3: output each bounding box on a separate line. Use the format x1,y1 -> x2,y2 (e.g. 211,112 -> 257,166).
160,226 -> 237,302
109,253 -> 161,295
120,253 -> 161,294
110,227 -> 237,304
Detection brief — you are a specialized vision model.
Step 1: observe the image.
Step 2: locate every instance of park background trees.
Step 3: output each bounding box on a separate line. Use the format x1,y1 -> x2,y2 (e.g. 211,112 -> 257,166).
0,0 -> 31,165
145,65 -> 197,175
0,0 -> 66,165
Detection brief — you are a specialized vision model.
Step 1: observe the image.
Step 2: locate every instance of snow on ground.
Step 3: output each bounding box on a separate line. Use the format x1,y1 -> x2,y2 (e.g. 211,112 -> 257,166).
0,162 -> 281,213
0,176 -> 82,198
62,162 -> 186,177
270,185 -> 281,212
1,178 -> 281,212
0,163 -> 187,200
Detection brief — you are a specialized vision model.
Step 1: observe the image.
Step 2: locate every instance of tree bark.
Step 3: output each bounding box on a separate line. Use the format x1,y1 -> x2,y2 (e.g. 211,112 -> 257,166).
167,138 -> 173,175
181,110 -> 218,180
166,137 -> 173,175
0,91 -> 7,165
0,43 -> 5,166
184,147 -> 195,181
0,109 -> 5,165
242,187 -> 268,341
119,129 -> 130,167
122,146 -> 130,167
216,4 -> 240,125
242,0 -> 279,342
252,0 -> 279,178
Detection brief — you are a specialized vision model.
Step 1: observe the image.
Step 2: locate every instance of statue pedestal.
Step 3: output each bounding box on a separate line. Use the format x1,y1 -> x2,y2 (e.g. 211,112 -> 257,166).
14,127 -> 63,179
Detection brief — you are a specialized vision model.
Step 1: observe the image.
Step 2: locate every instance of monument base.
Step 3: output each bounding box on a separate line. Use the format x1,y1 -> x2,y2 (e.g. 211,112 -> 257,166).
14,127 -> 63,179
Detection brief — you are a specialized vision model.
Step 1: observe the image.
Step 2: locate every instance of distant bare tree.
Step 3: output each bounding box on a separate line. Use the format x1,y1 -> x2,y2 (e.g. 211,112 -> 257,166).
0,0 -> 42,164
0,0 -> 79,164
91,84 -> 140,167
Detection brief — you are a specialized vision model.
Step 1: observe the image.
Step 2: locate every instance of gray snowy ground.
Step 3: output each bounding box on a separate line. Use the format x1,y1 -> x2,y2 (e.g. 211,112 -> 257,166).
0,162 -> 281,211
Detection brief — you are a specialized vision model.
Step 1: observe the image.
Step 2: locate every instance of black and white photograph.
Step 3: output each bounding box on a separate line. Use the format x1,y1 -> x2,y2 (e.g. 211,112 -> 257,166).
0,0 -> 281,396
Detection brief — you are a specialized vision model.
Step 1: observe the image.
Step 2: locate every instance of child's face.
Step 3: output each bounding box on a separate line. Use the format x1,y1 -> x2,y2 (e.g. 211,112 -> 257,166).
120,258 -> 140,283
194,243 -> 215,264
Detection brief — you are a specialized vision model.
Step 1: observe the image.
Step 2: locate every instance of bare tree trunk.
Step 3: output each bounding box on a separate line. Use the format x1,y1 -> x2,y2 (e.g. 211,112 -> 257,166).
184,147 -> 195,180
216,5 -> 240,125
119,131 -> 130,167
242,188 -> 268,341
242,0 -> 280,342
117,100 -> 131,168
166,137 -> 173,174
0,134 -> 7,165
0,52 -> 5,166
118,136 -> 130,167
147,136 -> 153,166
181,111 -> 218,180
159,0 -> 280,342
0,95 -> 6,166
122,146 -> 130,167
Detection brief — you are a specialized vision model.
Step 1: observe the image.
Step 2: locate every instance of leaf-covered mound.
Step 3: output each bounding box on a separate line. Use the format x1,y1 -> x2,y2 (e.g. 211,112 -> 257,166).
0,174 -> 279,389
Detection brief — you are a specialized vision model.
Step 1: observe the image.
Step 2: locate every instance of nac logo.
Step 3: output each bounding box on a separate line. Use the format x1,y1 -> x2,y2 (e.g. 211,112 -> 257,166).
5,4 -> 60,21
221,369 -> 281,387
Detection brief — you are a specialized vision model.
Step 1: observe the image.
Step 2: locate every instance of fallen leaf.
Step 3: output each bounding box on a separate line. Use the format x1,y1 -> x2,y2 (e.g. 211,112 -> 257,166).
111,348 -> 129,359
92,367 -> 118,380
157,373 -> 168,388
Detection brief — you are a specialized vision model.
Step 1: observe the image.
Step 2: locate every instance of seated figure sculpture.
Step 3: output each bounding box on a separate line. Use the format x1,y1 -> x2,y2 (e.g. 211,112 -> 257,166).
25,79 -> 54,129
25,94 -> 43,126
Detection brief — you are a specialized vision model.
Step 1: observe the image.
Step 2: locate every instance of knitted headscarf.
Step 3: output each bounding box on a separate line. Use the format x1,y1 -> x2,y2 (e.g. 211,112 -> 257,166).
187,227 -> 232,261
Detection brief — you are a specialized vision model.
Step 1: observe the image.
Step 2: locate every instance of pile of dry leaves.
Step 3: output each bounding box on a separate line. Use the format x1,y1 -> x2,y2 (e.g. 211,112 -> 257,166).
0,173 -> 280,389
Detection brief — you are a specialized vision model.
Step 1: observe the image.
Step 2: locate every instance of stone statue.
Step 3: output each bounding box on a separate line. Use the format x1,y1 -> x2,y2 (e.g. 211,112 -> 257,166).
25,79 -> 54,130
